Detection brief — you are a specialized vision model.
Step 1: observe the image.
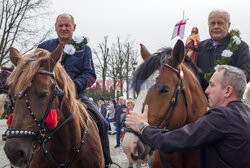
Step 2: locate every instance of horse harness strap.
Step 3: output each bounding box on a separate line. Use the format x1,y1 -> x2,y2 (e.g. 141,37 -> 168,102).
157,64 -> 189,128
42,103 -> 89,168
124,64 -> 190,166
157,64 -> 189,168
2,70 -> 88,168
3,70 -> 64,140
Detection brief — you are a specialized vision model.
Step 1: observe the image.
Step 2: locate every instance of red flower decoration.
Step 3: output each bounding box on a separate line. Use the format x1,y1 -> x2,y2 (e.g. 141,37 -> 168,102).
45,109 -> 58,128
7,114 -> 13,126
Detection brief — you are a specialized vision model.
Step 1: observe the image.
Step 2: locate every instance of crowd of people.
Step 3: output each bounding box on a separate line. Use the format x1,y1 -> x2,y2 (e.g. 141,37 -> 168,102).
95,96 -> 150,168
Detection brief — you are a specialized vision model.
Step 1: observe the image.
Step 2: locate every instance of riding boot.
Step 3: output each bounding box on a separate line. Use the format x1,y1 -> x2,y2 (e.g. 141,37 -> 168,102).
102,140 -> 112,168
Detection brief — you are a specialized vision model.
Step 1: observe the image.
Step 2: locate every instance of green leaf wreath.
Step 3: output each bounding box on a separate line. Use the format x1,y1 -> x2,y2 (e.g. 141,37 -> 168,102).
61,36 -> 89,63
205,29 -> 241,79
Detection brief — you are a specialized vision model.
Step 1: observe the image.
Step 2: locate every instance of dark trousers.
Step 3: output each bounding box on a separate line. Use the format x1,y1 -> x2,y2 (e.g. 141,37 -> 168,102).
115,122 -> 122,146
78,94 -> 111,166
78,94 -> 109,140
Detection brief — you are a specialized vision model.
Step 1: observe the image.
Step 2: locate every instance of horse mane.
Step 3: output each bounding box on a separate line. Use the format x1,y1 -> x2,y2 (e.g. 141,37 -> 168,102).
7,48 -> 87,128
183,56 -> 209,91
132,47 -> 208,91
132,47 -> 172,90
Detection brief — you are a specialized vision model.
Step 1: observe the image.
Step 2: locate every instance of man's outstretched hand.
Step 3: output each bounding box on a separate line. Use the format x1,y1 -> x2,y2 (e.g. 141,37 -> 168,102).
125,105 -> 149,132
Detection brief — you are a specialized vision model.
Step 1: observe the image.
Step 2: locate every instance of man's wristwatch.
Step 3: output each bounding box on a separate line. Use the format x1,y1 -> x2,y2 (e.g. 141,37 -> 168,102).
137,122 -> 149,133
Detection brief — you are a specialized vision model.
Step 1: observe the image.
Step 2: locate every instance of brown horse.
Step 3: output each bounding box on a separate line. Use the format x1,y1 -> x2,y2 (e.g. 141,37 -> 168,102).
122,40 -> 208,168
3,44 -> 104,168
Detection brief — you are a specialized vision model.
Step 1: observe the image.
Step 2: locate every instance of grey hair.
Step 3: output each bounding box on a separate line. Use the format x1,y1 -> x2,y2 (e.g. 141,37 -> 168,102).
217,65 -> 247,99
208,9 -> 231,23
56,13 -> 75,24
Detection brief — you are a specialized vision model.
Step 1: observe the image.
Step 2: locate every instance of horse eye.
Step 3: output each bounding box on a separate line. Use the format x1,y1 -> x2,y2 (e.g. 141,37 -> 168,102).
159,86 -> 170,94
37,92 -> 48,99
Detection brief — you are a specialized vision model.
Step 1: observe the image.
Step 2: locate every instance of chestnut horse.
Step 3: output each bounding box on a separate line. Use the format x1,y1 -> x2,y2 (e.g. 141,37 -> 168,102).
3,44 -> 104,168
122,40 -> 208,168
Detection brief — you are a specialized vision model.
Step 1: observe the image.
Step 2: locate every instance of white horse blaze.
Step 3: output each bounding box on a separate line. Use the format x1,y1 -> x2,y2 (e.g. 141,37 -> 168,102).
122,70 -> 160,162
133,70 -> 160,114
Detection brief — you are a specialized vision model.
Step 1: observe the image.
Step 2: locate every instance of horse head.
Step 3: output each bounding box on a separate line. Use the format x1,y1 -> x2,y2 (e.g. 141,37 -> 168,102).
3,44 -> 67,167
122,40 -> 208,166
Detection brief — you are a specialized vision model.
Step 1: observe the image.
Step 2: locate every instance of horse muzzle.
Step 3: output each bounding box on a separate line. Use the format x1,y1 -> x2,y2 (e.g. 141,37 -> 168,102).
4,137 -> 33,168
130,138 -> 154,162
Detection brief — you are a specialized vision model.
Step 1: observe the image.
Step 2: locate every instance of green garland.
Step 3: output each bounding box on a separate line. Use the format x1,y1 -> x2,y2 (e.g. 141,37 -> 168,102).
61,37 -> 89,63
205,29 -> 241,79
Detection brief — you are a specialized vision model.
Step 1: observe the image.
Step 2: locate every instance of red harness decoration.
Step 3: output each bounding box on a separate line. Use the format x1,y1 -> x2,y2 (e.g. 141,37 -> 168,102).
6,114 -> 13,126
6,110 -> 57,128
45,109 -> 58,128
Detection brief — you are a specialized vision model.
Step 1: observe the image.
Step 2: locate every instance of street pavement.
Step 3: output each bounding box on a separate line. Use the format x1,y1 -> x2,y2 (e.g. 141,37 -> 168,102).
0,119 -> 148,168
0,120 -> 9,168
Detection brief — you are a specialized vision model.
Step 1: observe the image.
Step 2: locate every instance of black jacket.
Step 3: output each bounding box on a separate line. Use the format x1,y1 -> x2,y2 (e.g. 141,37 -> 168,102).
142,101 -> 250,168
100,103 -> 108,118
38,39 -> 96,93
196,34 -> 250,82
114,104 -> 126,123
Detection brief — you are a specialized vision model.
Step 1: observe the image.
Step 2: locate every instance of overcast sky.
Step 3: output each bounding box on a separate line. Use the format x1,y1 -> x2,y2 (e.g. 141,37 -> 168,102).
51,0 -> 250,53
50,0 -> 250,89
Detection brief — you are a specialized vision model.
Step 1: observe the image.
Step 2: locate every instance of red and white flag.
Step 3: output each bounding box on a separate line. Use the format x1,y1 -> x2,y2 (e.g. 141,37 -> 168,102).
171,19 -> 187,40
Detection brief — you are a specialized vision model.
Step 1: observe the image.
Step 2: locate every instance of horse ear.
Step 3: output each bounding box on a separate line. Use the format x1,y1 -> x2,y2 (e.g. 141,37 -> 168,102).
140,44 -> 151,60
9,47 -> 22,66
170,40 -> 185,66
49,43 -> 63,71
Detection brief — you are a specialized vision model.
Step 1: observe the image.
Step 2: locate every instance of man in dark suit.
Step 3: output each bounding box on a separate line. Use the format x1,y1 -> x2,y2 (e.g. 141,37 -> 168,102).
126,65 -> 250,168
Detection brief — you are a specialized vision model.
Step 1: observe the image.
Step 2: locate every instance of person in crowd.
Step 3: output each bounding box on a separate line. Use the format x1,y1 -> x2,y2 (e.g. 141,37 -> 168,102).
37,13 -> 111,167
89,97 -> 94,103
107,99 -> 117,135
185,26 -> 200,63
196,9 -> 250,82
114,96 -> 126,148
98,97 -> 108,118
126,65 -> 250,168
243,86 -> 250,106
121,99 -> 143,168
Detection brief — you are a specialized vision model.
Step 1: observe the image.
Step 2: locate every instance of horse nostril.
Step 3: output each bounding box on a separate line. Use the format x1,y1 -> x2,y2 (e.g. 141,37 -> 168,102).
14,150 -> 25,160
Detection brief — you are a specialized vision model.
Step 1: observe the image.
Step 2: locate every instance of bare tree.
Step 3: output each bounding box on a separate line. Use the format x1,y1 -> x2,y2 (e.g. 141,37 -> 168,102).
109,37 -> 126,98
0,0 -> 52,66
108,36 -> 138,99
93,36 -> 110,94
91,36 -> 138,100
123,39 -> 138,98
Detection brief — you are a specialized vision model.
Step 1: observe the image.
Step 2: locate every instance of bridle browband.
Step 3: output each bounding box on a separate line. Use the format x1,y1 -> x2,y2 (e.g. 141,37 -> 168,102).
125,63 -> 190,167
2,70 -> 88,168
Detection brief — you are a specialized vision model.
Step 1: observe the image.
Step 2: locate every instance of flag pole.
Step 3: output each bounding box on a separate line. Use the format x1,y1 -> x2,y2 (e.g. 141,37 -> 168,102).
182,10 -> 184,20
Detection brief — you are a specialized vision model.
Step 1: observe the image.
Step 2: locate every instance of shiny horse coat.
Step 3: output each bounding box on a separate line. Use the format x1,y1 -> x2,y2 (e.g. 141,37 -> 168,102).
122,40 -> 208,168
3,44 -> 104,168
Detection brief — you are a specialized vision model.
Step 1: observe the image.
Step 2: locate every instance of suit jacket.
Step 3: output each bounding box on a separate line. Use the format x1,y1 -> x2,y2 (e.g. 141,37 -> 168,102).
38,38 -> 96,94
196,34 -> 250,82
142,101 -> 250,168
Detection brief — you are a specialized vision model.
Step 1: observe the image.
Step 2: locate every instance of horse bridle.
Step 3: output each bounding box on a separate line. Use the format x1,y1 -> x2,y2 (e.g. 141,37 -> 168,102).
124,63 -> 189,167
2,70 -> 89,168
156,63 -> 189,129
